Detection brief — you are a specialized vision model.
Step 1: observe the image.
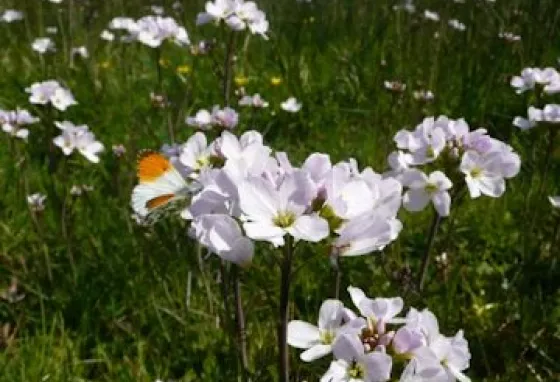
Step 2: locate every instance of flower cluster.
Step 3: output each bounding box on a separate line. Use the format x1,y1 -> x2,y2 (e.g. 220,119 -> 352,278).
511,67 -> 560,130
25,80 -> 77,111
510,67 -> 560,95
388,116 -> 521,215
108,15 -> 189,47
0,109 -> 39,140
132,130 -> 402,266
53,121 -> 104,163
196,0 -> 269,39
0,9 -> 23,23
186,106 -> 239,130
32,37 -> 56,54
288,287 -> 471,382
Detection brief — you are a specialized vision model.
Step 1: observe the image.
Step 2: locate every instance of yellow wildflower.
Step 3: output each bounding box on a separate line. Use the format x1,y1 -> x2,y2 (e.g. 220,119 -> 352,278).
270,76 -> 282,86
235,75 -> 249,86
176,65 -> 191,75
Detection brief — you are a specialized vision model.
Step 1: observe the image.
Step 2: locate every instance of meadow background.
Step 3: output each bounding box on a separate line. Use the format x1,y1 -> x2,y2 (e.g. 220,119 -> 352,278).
0,0 -> 559,380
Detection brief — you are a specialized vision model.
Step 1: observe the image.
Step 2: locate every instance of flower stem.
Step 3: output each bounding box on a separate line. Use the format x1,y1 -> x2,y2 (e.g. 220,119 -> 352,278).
232,266 -> 250,381
418,213 -> 442,292
222,31 -> 236,106
278,236 -> 293,382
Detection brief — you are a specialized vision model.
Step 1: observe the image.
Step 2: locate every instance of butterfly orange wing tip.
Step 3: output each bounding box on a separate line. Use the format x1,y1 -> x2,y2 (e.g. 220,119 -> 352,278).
137,152 -> 172,183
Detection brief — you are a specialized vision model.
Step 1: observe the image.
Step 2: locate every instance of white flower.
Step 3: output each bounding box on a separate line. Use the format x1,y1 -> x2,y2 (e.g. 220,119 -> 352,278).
288,299 -> 347,361
510,67 -> 560,94
0,109 -> 39,140
423,10 -> 440,21
186,109 -> 213,130
412,90 -> 434,101
212,106 -> 239,129
46,26 -> 58,34
27,193 -> 47,212
100,29 -> 115,41
322,334 -> 393,382
179,132 -> 217,173
134,15 -> 190,47
197,0 -> 269,38
550,196 -> 560,208
239,93 -> 269,108
25,80 -> 77,111
280,97 -> 302,113
514,104 -> 560,129
53,121 -> 104,163
48,0 -> 64,3
1,10 -> 24,23
333,212 -> 402,256
393,0 -> 416,13
402,170 -> 453,217
32,37 -> 56,54
347,287 -> 404,326
71,46 -> 89,58
384,81 -> 406,92
498,32 -> 521,42
460,151 -> 506,198
448,19 -> 466,31
189,214 -> 254,266
238,171 -> 329,247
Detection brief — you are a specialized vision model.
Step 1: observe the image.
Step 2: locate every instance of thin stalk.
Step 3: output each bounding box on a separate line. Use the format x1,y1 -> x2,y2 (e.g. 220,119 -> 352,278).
418,213 -> 442,292
223,32 -> 236,106
332,256 -> 342,300
278,236 -> 293,382
232,266 -> 250,381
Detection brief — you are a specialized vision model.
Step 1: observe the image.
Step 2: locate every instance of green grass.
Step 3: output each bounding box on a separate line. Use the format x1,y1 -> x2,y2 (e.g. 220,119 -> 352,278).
0,0 -> 559,380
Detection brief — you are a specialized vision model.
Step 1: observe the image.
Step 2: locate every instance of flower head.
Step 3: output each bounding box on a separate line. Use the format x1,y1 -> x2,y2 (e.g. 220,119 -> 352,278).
25,80 -> 77,111
280,97 -> 302,113
53,121 -> 104,163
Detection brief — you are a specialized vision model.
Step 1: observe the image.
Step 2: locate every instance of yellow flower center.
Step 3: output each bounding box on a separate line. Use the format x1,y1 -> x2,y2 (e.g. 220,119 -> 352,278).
270,76 -> 282,86
470,167 -> 482,178
273,211 -> 296,228
320,330 -> 335,345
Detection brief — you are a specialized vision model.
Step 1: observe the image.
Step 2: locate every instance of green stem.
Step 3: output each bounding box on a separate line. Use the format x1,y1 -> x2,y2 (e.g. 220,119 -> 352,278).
232,266 -> 250,381
418,213 -> 442,292
278,236 -> 293,382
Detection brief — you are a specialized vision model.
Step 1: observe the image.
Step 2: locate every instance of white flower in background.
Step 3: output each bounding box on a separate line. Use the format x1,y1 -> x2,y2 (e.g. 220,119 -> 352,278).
151,5 -> 165,15
48,0 -> 64,3
239,93 -> 269,108
197,0 -> 269,39
100,29 -> 115,41
186,109 -> 213,130
0,109 -> 39,140
108,17 -> 138,31
53,121 -> 104,163
549,196 -> 560,208
423,10 -> 440,21
27,193 -> 47,212
25,80 -> 77,111
448,19 -> 466,31
512,106 -> 542,130
1,10 -> 24,23
402,170 -> 453,217
413,90 -> 434,101
511,67 -> 560,94
499,32 -> 521,42
32,37 -> 56,54
212,106 -> 239,129
189,214 -> 254,266
134,15 -> 190,47
71,46 -> 89,58
288,299 -> 348,362
384,80 -> 406,92
280,97 -> 302,113
393,0 -> 415,13
46,26 -> 58,34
